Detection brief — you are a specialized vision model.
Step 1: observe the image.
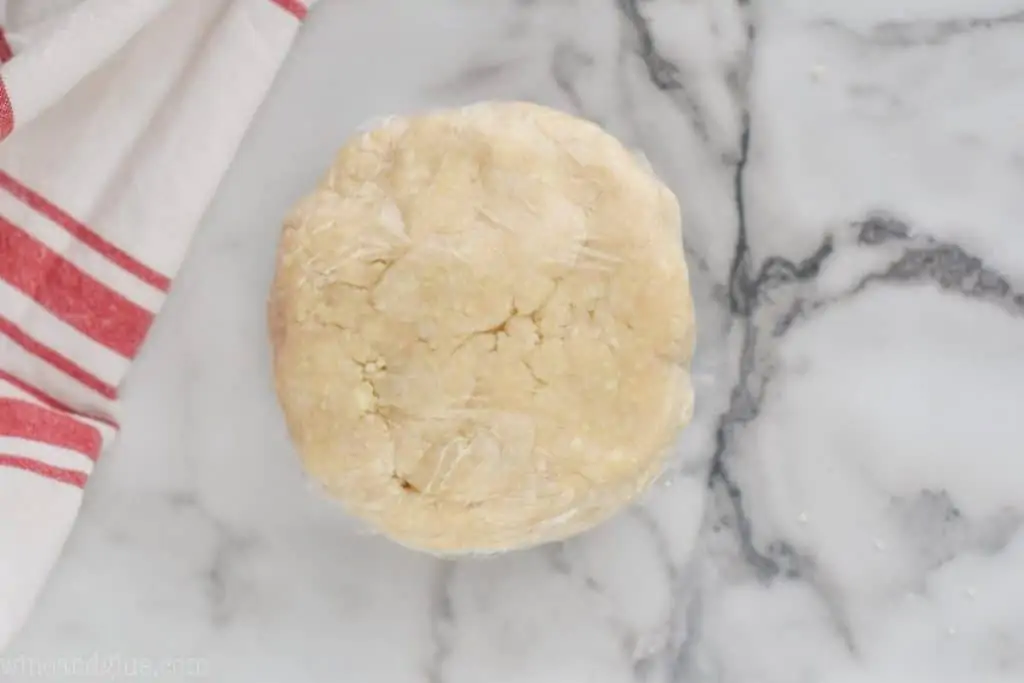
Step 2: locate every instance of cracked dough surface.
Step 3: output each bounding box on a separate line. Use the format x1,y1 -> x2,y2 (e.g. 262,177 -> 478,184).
269,101 -> 695,554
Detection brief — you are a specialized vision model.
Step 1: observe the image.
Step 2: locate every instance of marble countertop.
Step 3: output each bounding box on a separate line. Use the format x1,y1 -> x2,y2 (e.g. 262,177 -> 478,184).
7,0 -> 1024,681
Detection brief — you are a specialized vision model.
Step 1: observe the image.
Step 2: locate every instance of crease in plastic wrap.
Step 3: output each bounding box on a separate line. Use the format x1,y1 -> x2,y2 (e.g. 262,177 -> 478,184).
268,101 -> 696,556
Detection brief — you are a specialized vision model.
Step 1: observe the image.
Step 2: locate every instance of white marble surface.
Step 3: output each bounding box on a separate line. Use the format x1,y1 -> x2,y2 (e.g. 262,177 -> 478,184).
6,0 -> 1024,681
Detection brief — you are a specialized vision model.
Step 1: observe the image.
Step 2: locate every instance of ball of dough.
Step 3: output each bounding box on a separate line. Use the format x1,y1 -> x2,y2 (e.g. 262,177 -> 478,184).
269,101 -> 695,554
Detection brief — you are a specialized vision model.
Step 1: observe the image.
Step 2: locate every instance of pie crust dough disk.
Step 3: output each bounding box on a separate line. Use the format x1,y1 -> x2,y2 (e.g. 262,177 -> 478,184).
269,101 -> 695,555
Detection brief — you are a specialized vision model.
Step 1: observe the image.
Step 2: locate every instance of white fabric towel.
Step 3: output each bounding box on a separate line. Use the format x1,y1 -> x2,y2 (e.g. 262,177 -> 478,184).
0,0 -> 310,648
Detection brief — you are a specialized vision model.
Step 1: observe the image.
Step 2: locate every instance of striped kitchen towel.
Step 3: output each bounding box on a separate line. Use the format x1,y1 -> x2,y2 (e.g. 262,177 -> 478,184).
0,0 -> 311,648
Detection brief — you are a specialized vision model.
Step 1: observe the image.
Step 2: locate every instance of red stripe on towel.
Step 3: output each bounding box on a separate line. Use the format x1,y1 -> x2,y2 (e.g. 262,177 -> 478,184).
270,0 -> 307,21
0,314 -> 117,399
0,216 -> 154,358
0,454 -> 87,488
0,171 -> 171,291
0,398 -> 102,462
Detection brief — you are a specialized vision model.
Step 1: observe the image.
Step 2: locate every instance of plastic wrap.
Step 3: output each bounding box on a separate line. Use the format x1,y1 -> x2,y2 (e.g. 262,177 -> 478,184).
268,101 -> 695,555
